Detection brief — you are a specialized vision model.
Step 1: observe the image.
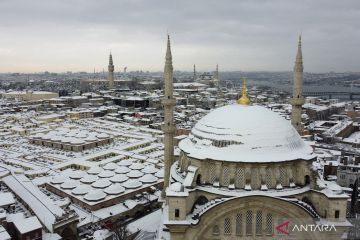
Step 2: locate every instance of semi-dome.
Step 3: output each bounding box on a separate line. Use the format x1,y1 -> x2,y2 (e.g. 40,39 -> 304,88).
179,104 -> 314,163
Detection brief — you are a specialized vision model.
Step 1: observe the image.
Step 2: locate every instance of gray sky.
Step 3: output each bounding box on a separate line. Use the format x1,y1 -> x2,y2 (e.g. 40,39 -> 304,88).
0,0 -> 359,73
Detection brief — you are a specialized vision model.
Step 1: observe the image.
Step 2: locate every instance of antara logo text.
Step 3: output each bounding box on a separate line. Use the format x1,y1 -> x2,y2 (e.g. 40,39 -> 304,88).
275,220 -> 337,235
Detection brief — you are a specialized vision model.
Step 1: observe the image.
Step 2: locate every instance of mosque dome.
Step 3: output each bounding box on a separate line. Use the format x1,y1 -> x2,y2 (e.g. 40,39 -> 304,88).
179,104 -> 314,163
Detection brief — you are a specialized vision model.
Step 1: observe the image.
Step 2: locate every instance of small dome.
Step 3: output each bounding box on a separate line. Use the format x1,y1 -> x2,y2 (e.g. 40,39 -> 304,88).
84,189 -> 107,201
72,184 -> 92,195
109,174 -> 129,183
50,175 -> 68,184
87,167 -> 103,175
103,162 -> 118,171
104,184 -> 125,195
80,174 -> 99,183
68,170 -> 86,179
61,180 -> 80,189
139,174 -> 158,183
155,169 -> 164,178
98,170 -> 115,178
122,179 -> 142,189
92,179 -> 112,188
126,170 -> 144,178
115,166 -> 131,174
97,133 -> 109,139
129,162 -> 145,170
142,165 -> 158,174
117,159 -> 134,166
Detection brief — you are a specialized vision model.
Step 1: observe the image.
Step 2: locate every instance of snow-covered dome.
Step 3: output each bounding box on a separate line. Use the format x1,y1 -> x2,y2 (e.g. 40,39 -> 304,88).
87,167 -> 103,175
92,179 -> 111,188
98,170 -> 115,178
72,184 -> 92,195
179,104 -> 314,163
122,179 -> 142,189
84,189 -> 107,201
139,174 -> 158,183
126,170 -> 144,178
103,162 -> 118,170
109,174 -> 129,183
80,174 -> 99,183
104,183 -> 125,195
61,180 -> 80,189
50,175 -> 68,184
115,166 -> 131,174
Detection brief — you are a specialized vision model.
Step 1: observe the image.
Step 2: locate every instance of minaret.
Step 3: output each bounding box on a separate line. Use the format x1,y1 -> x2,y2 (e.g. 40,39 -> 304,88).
162,35 -> 176,198
215,64 -> 219,80
290,35 -> 305,134
193,64 -> 196,81
108,51 -> 114,88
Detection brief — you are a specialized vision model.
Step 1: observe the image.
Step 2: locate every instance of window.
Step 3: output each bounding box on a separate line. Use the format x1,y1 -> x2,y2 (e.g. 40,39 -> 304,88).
266,169 -> 272,188
209,164 -> 216,183
335,210 -> 340,219
212,225 -> 220,236
175,209 -> 180,218
246,210 -> 253,235
265,213 -> 273,235
223,166 -> 230,186
235,168 -> 245,188
236,213 -> 242,236
256,211 -> 263,235
280,167 -> 286,186
224,217 -> 231,235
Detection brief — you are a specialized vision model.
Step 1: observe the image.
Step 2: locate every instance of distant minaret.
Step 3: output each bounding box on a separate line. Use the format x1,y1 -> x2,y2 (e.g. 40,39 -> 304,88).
108,51 -> 114,88
162,35 -> 176,198
215,64 -> 219,80
291,35 -> 305,134
193,64 -> 196,81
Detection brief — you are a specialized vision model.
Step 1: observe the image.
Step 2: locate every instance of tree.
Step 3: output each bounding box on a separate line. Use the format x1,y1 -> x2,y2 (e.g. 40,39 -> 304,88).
112,220 -> 130,240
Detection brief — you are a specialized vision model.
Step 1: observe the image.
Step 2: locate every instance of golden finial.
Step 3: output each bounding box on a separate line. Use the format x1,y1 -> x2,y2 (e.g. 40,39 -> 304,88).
238,78 -> 250,105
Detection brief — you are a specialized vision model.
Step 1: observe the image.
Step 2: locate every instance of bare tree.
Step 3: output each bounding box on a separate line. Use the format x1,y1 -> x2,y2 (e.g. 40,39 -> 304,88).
112,220 -> 130,240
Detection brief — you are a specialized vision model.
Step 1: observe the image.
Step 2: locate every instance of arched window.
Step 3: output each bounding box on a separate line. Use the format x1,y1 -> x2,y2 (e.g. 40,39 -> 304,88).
223,166 -> 230,186
235,168 -> 245,188
246,210 -> 253,235
196,174 -> 202,185
224,217 -> 231,235
279,167 -> 286,186
305,175 -> 310,185
212,225 -> 220,236
266,169 -> 272,188
209,164 -> 216,184
266,213 -> 273,235
256,211 -> 263,235
236,213 -> 242,236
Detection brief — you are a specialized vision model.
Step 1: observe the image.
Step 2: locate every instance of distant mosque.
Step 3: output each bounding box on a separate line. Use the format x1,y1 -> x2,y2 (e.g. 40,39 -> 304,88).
159,36 -> 350,239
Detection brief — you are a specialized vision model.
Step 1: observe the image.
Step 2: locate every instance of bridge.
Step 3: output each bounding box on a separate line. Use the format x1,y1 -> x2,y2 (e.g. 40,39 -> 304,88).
302,91 -> 360,100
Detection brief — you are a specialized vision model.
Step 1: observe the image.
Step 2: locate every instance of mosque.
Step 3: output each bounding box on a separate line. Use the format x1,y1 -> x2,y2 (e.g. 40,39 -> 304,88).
160,36 -> 350,239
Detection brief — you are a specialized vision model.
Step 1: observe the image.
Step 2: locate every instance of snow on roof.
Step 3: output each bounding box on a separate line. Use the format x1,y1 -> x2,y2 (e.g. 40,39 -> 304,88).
13,216 -> 42,234
0,192 -> 15,207
122,179 -> 142,189
2,175 -> 64,232
92,178 -> 112,188
104,183 -> 125,195
126,170 -> 144,178
179,104 -> 314,163
98,170 -> 115,178
115,166 -> 131,174
0,225 -> 11,240
72,184 -> 92,195
109,174 -> 128,183
127,209 -> 162,234
84,189 -> 107,201
139,174 -> 158,183
80,174 -> 99,183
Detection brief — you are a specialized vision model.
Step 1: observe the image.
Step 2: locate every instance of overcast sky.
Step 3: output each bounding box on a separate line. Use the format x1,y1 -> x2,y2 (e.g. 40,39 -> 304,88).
0,0 -> 359,73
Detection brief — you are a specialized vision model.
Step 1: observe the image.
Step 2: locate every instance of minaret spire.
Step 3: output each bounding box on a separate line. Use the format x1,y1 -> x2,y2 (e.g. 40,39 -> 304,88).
108,51 -> 114,88
193,64 -> 196,81
162,34 -> 176,198
291,35 -> 305,134
238,78 -> 250,105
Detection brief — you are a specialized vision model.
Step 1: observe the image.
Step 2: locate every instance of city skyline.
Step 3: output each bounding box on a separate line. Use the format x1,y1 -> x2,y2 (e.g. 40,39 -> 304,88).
0,0 -> 359,73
